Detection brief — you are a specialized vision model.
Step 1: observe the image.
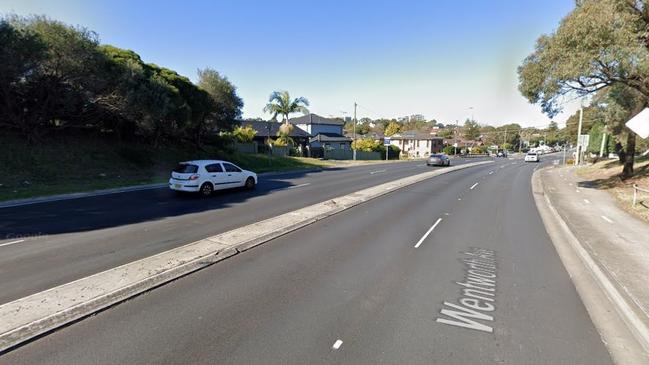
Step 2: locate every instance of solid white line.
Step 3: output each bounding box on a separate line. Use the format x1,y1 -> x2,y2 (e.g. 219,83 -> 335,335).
288,183 -> 311,189
332,339 -> 343,350
0,239 -> 25,247
414,218 -> 442,248
370,169 -> 386,175
601,215 -> 614,223
469,182 -> 479,190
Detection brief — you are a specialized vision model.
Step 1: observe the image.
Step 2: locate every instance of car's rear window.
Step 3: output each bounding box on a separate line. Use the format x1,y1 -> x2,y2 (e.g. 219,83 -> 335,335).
173,164 -> 198,173
430,154 -> 441,158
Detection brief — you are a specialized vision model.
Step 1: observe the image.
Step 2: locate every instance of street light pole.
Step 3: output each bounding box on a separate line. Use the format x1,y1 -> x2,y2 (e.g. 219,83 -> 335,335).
353,102 -> 357,161
454,120 -> 459,155
576,103 -> 584,166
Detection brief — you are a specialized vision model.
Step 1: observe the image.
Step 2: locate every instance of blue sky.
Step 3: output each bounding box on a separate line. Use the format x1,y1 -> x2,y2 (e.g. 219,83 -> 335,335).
1,0 -> 578,127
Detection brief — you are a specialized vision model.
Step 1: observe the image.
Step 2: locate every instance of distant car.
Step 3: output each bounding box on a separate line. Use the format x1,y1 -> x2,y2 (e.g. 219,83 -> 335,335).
427,154 -> 451,166
169,160 -> 257,196
524,152 -> 540,162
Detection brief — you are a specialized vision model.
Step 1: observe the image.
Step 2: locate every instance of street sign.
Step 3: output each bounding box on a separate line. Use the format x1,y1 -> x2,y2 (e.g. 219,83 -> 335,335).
578,134 -> 590,149
384,137 -> 391,146
626,108 -> 649,138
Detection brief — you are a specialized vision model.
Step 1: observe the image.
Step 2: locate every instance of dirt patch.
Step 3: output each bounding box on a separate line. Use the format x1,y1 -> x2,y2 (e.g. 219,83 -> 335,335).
577,157 -> 649,222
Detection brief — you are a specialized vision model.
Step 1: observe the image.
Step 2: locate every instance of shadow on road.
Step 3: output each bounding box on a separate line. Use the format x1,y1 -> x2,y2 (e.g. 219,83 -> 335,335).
0,169 -> 328,238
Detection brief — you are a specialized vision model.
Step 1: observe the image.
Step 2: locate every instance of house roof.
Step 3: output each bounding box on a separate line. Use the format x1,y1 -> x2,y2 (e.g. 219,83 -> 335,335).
310,133 -> 352,143
241,120 -> 311,138
289,113 -> 345,126
391,130 -> 443,140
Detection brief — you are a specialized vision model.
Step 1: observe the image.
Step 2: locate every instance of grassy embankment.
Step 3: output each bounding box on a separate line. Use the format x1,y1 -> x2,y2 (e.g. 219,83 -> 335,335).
576,155 -> 649,222
0,136 -> 335,202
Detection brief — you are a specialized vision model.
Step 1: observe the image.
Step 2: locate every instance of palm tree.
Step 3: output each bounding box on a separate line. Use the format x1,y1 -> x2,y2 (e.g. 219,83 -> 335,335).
263,90 -> 310,126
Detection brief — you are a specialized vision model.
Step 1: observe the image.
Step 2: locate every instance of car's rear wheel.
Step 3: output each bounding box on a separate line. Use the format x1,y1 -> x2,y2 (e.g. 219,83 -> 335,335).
245,177 -> 256,190
199,182 -> 213,197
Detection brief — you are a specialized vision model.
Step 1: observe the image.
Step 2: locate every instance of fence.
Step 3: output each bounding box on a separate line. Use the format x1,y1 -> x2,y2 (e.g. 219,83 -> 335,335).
324,149 -> 382,160
632,184 -> 649,207
234,142 -> 257,154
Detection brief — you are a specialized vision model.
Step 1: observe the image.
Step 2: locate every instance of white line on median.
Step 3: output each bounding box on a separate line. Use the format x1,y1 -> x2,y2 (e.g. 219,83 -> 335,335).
332,339 -> 343,350
414,218 -> 442,248
601,215 -> 614,223
0,239 -> 25,247
370,169 -> 386,175
288,183 -> 311,189
470,182 -> 479,190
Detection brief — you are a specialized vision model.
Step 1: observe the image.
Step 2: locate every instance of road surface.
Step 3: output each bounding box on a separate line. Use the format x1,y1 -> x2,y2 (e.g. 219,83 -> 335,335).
0,159 -> 481,304
0,156 -> 613,364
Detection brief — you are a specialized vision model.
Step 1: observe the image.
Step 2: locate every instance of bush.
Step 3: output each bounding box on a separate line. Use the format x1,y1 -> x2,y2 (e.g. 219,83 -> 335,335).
443,146 -> 456,155
233,125 -> 257,143
352,138 -> 382,152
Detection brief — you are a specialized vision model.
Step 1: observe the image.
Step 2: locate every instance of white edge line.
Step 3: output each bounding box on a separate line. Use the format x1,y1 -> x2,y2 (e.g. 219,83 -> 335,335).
332,339 -> 343,350
370,169 -> 387,175
0,239 -> 25,247
470,182 -> 479,190
414,218 -> 442,248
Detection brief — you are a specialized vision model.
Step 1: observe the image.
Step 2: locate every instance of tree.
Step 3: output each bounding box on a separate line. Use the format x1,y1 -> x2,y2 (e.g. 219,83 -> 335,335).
437,128 -> 455,139
197,67 -> 243,134
263,90 -> 309,126
463,119 -> 480,140
384,121 -> 401,136
518,0 -> 649,178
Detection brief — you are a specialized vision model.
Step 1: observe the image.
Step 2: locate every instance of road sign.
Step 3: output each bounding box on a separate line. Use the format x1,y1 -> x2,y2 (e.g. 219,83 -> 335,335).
384,137 -> 391,146
578,134 -> 590,149
626,108 -> 649,138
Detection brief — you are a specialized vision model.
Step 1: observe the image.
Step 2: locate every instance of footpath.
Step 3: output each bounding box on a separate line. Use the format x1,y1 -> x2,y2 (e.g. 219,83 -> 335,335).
537,165 -> 649,364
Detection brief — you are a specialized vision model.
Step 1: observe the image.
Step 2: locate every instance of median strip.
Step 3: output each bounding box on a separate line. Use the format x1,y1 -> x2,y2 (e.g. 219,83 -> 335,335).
0,160 -> 492,353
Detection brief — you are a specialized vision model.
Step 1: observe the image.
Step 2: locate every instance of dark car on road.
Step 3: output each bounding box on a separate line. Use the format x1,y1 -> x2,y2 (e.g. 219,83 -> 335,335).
427,154 -> 451,167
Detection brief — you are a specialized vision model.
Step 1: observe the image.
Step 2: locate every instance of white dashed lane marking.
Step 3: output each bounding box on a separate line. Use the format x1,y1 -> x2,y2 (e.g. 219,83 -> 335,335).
332,339 -> 343,350
414,218 -> 442,248
0,239 -> 25,247
470,182 -> 479,190
601,215 -> 614,223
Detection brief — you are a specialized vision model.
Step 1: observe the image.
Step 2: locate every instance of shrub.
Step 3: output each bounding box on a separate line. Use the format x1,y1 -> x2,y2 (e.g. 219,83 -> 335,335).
233,125 -> 257,143
443,146 -> 456,155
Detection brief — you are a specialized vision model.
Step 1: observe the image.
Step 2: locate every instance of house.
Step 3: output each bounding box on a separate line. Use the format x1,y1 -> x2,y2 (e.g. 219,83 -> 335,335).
243,120 -> 311,149
389,130 -> 444,157
289,113 -> 351,150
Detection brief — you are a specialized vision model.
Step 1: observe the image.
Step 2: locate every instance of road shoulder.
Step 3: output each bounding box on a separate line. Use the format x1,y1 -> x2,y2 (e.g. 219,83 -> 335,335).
533,166 -> 649,364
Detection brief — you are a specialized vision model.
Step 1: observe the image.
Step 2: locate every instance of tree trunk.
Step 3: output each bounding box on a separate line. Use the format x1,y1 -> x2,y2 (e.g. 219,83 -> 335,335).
621,131 -> 636,179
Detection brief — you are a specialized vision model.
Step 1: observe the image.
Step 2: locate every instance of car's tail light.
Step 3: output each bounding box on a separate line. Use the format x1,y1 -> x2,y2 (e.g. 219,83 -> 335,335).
189,174 -> 200,180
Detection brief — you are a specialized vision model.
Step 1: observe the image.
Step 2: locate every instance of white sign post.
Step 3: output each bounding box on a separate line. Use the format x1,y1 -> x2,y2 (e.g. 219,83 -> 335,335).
626,108 -> 649,139
384,137 -> 391,161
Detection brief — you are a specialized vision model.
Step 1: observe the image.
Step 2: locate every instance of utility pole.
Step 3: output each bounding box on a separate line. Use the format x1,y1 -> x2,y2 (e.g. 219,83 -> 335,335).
454,120 -> 459,155
353,102 -> 357,161
599,130 -> 607,157
576,103 -> 584,166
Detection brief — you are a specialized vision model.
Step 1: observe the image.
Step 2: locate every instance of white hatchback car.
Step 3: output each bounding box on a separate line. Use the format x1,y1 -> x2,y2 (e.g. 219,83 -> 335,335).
169,160 -> 257,196
524,152 -> 540,162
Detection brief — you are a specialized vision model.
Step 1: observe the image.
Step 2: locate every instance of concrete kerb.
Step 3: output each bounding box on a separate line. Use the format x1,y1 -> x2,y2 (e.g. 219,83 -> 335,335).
0,160 -> 492,353
532,167 -> 649,364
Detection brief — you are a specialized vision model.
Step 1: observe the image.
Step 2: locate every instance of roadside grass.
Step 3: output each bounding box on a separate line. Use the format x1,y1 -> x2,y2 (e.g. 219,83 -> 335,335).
0,136 -> 328,202
576,155 -> 649,222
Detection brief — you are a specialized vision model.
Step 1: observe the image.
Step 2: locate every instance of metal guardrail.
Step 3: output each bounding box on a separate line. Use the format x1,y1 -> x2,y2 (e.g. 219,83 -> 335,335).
632,184 -> 649,207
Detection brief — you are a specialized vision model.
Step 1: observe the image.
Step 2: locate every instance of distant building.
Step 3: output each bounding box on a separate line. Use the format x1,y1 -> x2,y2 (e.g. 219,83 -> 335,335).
410,114 -> 426,122
389,130 -> 444,157
289,113 -> 351,150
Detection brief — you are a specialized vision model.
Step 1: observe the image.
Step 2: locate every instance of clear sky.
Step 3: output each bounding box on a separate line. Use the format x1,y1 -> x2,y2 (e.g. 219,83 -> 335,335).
1,0 -> 579,127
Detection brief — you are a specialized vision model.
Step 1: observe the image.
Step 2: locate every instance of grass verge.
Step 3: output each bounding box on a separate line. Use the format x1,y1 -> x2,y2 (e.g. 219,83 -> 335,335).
576,155 -> 649,222
0,136 -> 333,202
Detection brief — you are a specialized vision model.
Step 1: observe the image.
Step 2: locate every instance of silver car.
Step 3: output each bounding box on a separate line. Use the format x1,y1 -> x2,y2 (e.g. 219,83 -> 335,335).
427,154 -> 451,167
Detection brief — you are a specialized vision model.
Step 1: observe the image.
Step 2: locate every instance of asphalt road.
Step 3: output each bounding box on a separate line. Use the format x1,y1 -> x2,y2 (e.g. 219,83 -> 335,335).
0,158 -> 484,304
0,155 -> 613,364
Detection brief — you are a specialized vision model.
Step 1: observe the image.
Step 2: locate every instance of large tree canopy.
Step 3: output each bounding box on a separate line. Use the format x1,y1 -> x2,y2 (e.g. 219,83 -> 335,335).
0,15 -> 242,147
518,0 -> 649,177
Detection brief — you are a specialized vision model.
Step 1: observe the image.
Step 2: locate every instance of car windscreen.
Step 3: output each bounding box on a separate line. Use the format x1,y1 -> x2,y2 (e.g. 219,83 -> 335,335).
173,164 -> 198,173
